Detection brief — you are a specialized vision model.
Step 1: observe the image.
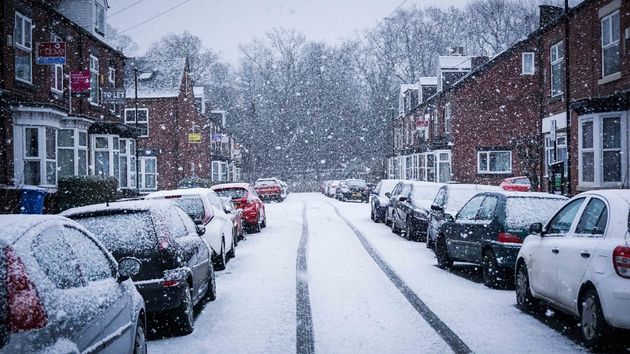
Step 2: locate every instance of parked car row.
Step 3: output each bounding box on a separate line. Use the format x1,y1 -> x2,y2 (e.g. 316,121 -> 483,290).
0,182 -> 268,353
368,179 -> 630,348
321,179 -> 370,203
254,177 -> 288,202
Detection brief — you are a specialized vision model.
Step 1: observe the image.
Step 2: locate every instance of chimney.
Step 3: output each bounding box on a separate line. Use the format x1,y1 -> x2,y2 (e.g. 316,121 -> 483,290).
448,47 -> 465,56
539,5 -> 563,28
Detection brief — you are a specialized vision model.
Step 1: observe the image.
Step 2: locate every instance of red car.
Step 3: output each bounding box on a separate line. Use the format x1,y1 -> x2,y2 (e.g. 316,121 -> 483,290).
212,183 -> 267,233
499,176 -> 531,192
254,178 -> 285,202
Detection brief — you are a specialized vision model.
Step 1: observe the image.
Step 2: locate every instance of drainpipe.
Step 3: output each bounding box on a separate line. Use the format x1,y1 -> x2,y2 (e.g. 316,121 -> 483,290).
134,68 -> 139,192
564,0 -> 572,195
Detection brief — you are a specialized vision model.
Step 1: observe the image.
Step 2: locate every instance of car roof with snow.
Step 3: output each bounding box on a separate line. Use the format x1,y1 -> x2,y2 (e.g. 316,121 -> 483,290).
578,189 -> 630,206
145,187 -> 217,199
211,183 -> 252,190
444,183 -> 502,191
0,215 -> 70,244
498,191 -> 568,199
62,199 -> 174,217
408,181 -> 445,188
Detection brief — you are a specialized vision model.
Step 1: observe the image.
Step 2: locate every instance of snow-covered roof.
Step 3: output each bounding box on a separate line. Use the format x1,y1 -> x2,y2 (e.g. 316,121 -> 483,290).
438,56 -> 472,70
125,57 -> 187,99
62,199 -> 173,216
145,188 -> 216,199
418,77 -> 438,86
399,84 -> 418,93
500,191 -> 568,199
445,184 -> 502,192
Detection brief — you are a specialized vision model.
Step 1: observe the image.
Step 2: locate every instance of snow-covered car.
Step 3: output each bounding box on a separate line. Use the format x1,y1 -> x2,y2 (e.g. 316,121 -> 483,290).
384,181 -> 406,226
515,190 -> 630,348
0,215 -> 146,353
370,179 -> 401,223
144,188 -> 236,271
63,200 -> 216,335
326,180 -> 340,198
427,183 -> 502,249
220,197 -> 245,243
254,178 -> 287,202
389,181 -> 444,241
500,176 -> 532,192
435,191 -> 567,288
335,179 -> 369,202
212,183 -> 267,233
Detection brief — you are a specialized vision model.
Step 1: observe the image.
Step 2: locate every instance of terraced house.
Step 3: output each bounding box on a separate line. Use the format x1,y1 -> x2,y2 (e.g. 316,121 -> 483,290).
389,0 -> 629,196
0,0 -> 138,211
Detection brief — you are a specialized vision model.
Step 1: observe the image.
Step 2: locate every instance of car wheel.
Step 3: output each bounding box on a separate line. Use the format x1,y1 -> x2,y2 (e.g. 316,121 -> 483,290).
426,236 -> 434,249
436,235 -> 453,268
580,289 -> 611,349
261,214 -> 267,228
384,212 -> 392,226
203,261 -> 217,302
172,286 -> 194,335
227,235 -> 236,259
482,250 -> 503,288
133,318 -> 147,354
215,239 -> 227,271
515,262 -> 538,312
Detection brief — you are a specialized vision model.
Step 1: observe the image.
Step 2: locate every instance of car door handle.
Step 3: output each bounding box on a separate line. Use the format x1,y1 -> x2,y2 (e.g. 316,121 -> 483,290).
552,248 -> 559,254
580,251 -> 591,258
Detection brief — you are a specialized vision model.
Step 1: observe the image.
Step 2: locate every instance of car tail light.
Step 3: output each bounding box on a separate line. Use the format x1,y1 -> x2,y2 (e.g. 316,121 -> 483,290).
162,280 -> 179,287
5,247 -> 48,331
164,195 -> 182,199
497,232 -> 522,244
613,246 -> 630,279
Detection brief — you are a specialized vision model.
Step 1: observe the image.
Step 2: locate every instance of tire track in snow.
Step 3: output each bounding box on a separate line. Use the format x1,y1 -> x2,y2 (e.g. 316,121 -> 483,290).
328,202 -> 473,354
296,202 -> 315,354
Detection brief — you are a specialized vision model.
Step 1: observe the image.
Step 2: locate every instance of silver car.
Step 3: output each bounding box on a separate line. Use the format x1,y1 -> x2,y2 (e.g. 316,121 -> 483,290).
0,215 -> 146,353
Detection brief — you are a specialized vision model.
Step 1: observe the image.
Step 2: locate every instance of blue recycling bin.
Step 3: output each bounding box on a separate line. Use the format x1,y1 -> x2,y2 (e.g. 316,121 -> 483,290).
20,188 -> 47,214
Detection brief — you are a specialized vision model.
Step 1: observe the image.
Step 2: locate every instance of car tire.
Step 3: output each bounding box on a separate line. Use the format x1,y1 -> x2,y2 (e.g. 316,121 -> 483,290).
215,239 -> 227,271
227,235 -> 236,259
261,215 -> 267,228
172,286 -> 194,335
133,317 -> 147,354
580,289 -> 612,349
426,236 -> 434,249
482,250 -> 503,288
203,261 -> 217,302
436,235 -> 453,268
515,262 -> 538,313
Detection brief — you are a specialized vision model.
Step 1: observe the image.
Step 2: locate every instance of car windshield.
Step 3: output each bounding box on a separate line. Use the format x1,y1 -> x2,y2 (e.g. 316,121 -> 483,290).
446,189 -> 490,213
175,197 -> 205,221
505,197 -> 567,230
256,180 -> 278,187
70,211 -> 157,257
411,185 -> 441,201
214,188 -> 247,199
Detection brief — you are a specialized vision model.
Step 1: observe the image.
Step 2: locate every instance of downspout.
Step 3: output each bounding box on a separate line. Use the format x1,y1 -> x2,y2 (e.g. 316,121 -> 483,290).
564,0 -> 572,195
537,30 -> 545,192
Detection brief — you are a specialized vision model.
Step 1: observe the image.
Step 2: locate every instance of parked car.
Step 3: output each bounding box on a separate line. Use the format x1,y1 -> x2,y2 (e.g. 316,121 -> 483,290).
255,178 -> 287,202
212,183 -> 267,233
384,181 -> 406,226
0,215 -> 146,353
370,179 -> 401,223
336,179 -> 369,202
427,183 -> 502,249
221,197 -> 245,242
434,191 -> 567,288
390,181 -> 444,241
63,200 -> 216,335
326,180 -> 341,198
500,176 -> 532,192
144,188 -> 236,271
515,190 -> 630,348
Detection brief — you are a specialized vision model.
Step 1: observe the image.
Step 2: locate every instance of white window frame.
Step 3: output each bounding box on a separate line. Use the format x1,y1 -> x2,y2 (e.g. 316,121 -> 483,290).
477,150 -> 512,174
138,156 -> 157,191
108,67 -> 115,85
14,12 -> 33,84
57,129 -> 88,178
444,103 -> 452,136
124,108 -> 149,137
521,52 -> 535,75
50,33 -> 64,94
118,139 -> 136,189
89,55 -> 99,105
94,3 -> 105,35
550,41 -> 564,97
437,150 -> 452,183
91,135 -> 120,182
22,127 -> 57,186
601,11 -> 620,78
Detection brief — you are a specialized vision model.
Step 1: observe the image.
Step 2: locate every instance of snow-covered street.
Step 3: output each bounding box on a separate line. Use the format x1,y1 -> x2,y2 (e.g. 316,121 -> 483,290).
148,193 -> 605,354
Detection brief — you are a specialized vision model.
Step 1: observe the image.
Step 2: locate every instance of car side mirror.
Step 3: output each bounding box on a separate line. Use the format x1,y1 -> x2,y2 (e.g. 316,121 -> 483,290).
117,257 -> 141,282
444,213 -> 454,222
224,208 -> 232,214
385,192 -> 391,198
529,222 -> 543,235
398,196 -> 408,202
196,225 -> 206,236
431,204 -> 443,212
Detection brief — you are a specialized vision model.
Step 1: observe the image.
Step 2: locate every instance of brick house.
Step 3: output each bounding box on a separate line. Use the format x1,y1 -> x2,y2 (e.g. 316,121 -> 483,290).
0,0 -> 136,211
124,58 -> 241,192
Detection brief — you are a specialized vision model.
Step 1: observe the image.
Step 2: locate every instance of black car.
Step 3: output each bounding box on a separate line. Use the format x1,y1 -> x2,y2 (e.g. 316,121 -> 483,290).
384,181 -> 406,226
63,200 -> 216,335
389,181 -> 443,241
434,191 -> 567,288
336,179 -> 369,202
370,179 -> 401,223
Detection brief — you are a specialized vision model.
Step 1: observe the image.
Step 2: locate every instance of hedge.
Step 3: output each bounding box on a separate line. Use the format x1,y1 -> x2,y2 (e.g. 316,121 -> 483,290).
57,175 -> 118,212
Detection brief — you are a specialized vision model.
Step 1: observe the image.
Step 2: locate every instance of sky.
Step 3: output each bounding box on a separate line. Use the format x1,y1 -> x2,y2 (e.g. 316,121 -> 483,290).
107,0 -> 470,65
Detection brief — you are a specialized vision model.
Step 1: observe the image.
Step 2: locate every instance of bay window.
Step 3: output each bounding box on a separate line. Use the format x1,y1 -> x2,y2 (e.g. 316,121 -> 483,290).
601,11 -> 620,78
14,12 -> 32,83
91,135 -> 120,182
477,150 -> 511,174
23,127 -> 57,186
119,139 -> 137,189
550,41 -> 564,97
437,151 -> 451,183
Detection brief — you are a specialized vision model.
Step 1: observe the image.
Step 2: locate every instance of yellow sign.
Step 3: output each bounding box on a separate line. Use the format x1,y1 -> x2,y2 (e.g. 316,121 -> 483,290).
188,133 -> 202,143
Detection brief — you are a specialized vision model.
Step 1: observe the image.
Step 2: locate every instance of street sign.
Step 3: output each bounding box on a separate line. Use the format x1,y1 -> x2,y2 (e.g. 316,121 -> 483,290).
188,133 -> 202,144
102,88 -> 126,103
70,71 -> 91,93
36,42 -> 66,65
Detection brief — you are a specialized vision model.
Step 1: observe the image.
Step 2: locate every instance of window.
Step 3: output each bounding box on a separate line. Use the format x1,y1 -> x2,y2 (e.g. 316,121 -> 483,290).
580,120 -> 595,183
550,41 -> 564,96
578,114 -> 628,187
522,52 -> 535,75
547,198 -> 585,235
212,160 -> 228,182
444,103 -> 452,136
50,34 -> 63,93
457,195 -> 485,221
91,135 -> 120,183
57,129 -> 88,178
437,152 -> 451,183
63,227 -> 114,281
14,12 -> 32,83
23,127 -> 57,186
576,198 -> 607,235
426,154 -> 435,182
94,3 -> 105,35
32,227 -> 86,289
119,139 -> 136,189
89,55 -> 99,105
477,150 -> 511,174
108,67 -> 115,84
601,11 -> 620,78
139,157 -> 157,190
602,117 -> 621,182
477,196 -> 498,221
124,109 -> 149,137
418,154 -> 426,181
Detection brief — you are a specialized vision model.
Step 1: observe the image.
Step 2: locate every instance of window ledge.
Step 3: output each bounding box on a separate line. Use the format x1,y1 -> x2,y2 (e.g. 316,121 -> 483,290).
597,72 -> 621,85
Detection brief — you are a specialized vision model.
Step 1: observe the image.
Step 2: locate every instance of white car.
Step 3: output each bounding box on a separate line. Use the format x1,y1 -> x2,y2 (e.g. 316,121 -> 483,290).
515,190 -> 630,348
327,180 -> 340,198
145,188 -> 236,270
